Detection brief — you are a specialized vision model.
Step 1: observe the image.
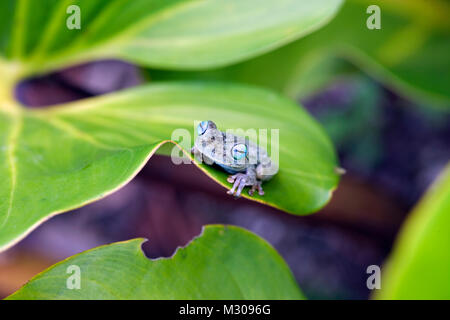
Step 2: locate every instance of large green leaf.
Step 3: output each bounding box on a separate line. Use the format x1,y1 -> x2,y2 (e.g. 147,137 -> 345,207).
0,82 -> 339,251
377,164 -> 450,299
0,0 -> 343,76
7,225 -> 304,299
0,0 -> 344,251
150,0 -> 450,107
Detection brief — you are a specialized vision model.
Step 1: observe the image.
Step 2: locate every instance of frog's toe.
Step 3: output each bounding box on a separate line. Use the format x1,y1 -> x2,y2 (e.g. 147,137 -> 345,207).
249,184 -> 257,196
257,184 -> 264,196
249,182 -> 264,196
227,174 -> 237,183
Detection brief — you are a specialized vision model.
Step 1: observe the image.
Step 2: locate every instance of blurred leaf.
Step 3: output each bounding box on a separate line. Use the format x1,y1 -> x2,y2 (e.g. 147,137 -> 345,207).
149,0 -> 450,107
377,164 -> 450,299
7,225 -> 304,299
0,0 -> 343,75
0,82 -> 339,251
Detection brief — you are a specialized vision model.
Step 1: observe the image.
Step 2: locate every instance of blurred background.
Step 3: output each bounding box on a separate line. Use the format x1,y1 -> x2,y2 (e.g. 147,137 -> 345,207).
0,58 -> 448,299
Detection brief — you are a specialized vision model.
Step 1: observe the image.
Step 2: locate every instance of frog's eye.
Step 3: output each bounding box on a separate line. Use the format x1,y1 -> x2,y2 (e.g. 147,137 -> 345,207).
197,121 -> 209,135
231,143 -> 247,160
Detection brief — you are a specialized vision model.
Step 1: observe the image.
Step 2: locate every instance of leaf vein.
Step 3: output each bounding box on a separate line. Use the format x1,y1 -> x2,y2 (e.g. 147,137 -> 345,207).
1,113 -> 22,229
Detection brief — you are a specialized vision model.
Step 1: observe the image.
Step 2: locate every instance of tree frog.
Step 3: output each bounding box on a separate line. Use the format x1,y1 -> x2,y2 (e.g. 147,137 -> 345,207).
191,120 -> 278,197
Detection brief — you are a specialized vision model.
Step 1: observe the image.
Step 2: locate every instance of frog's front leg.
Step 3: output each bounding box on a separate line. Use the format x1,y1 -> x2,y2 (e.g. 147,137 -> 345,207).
227,166 -> 263,197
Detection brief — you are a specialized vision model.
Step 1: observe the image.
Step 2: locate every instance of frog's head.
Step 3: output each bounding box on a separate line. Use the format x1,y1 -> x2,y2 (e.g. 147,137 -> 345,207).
195,120 -> 222,156
197,120 -> 217,136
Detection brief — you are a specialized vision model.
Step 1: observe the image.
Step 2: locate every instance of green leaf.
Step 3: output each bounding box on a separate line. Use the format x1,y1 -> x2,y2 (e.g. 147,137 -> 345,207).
0,82 -> 340,252
0,0 -> 343,251
7,225 -> 304,299
149,0 -> 450,107
0,0 -> 343,76
376,164 -> 450,299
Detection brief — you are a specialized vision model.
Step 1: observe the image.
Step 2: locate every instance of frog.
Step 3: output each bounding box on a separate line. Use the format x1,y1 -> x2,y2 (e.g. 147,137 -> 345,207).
191,120 -> 278,197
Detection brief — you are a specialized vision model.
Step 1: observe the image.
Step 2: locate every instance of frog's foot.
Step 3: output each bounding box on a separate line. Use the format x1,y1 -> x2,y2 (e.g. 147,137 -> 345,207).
227,174 -> 263,197
227,173 -> 250,197
249,181 -> 264,196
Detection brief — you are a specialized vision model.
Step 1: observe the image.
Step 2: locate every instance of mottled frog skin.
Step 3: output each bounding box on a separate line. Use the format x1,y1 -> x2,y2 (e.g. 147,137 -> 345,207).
191,120 -> 278,197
